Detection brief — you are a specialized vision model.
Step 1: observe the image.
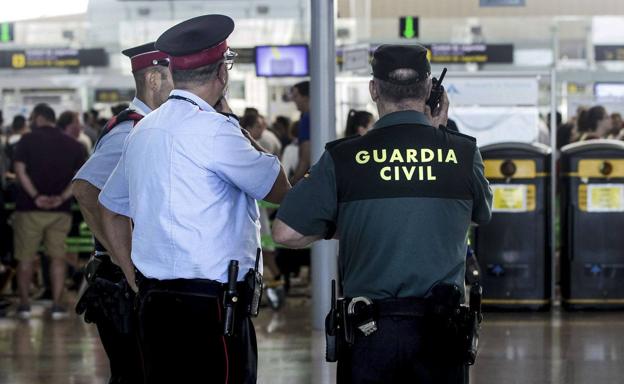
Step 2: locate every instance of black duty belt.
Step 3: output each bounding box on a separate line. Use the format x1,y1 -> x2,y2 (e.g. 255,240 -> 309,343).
137,275 -> 245,299
345,296 -> 426,318
374,297 -> 426,317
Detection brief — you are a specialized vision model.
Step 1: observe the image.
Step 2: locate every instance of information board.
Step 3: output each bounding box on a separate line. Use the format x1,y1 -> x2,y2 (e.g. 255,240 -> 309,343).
0,48 -> 108,69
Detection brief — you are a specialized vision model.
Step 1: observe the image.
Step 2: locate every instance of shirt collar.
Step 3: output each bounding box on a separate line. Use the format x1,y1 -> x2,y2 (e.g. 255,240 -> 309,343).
169,89 -> 216,113
130,97 -> 152,116
373,110 -> 432,130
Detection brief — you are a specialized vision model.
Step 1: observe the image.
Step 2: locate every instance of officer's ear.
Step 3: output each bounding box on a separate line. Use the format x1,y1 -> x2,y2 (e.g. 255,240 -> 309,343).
369,80 -> 380,103
146,69 -> 161,92
425,77 -> 433,99
216,62 -> 228,85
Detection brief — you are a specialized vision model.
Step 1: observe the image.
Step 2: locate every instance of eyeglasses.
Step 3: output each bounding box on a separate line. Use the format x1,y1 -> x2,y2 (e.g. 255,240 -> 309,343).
223,48 -> 238,70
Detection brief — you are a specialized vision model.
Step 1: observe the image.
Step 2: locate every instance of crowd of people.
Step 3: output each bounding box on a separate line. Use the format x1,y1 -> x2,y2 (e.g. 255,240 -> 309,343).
552,105 -> 624,149
1,82 -> 621,319
0,79 -> 376,318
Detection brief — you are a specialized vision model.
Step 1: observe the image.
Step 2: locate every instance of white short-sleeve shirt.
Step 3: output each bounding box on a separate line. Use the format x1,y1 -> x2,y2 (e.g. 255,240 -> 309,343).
73,98 -> 152,189
99,90 -> 280,282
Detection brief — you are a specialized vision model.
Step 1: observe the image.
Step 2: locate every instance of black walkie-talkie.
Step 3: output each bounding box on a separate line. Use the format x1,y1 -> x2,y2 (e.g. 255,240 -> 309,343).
426,67 -> 448,113
244,248 -> 263,317
223,260 -> 239,337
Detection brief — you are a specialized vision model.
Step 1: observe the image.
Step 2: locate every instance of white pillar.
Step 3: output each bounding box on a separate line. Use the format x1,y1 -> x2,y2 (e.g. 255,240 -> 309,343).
310,0 -> 338,331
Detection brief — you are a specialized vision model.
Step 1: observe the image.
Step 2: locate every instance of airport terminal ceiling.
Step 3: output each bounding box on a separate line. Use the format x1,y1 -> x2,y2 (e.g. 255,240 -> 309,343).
2,1 -> 624,126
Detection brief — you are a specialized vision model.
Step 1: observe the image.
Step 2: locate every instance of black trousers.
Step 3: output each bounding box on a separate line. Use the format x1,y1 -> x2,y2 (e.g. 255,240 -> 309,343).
79,254 -> 144,384
95,317 -> 144,384
138,290 -> 257,384
337,316 -> 468,384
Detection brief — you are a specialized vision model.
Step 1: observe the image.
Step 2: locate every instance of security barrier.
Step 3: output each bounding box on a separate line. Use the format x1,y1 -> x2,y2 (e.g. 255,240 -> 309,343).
476,142 -> 551,310
560,140 -> 624,310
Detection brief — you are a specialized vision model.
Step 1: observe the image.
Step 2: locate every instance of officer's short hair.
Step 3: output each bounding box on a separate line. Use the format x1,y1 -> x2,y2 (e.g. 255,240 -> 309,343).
32,103 -> 56,124
134,65 -> 171,91
170,61 -> 222,87
376,69 -> 428,102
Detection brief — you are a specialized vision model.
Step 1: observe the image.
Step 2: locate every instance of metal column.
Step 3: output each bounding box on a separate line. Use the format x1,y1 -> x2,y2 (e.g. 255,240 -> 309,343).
310,0 -> 338,331
549,69 -> 558,305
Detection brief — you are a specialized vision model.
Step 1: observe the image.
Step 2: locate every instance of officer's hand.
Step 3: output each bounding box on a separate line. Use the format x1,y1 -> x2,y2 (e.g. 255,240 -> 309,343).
129,279 -> 139,293
425,90 -> 449,128
124,269 -> 139,293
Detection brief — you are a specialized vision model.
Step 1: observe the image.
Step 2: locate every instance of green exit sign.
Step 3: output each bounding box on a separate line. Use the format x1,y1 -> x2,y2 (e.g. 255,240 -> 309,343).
399,16 -> 419,39
0,23 -> 14,43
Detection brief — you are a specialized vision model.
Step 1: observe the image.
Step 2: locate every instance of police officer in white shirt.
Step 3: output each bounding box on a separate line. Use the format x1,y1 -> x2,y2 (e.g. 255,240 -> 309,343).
72,42 -> 172,384
98,15 -> 290,384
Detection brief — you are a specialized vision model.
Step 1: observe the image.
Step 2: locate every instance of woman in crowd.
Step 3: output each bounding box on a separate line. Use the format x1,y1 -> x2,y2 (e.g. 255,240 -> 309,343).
576,105 -> 611,141
345,109 -> 374,137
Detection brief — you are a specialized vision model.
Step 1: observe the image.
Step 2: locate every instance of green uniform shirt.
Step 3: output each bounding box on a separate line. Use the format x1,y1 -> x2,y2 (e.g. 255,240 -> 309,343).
276,110 -> 492,299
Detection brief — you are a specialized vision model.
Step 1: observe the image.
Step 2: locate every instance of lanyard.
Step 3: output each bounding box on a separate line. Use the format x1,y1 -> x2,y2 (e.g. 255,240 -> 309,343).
167,94 -> 239,122
168,94 -> 201,109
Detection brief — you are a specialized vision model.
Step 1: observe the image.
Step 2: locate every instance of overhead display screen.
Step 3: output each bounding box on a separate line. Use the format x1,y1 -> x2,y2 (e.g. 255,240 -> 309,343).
426,44 -> 514,64
595,45 -> 624,61
255,45 -> 309,77
0,48 -> 108,69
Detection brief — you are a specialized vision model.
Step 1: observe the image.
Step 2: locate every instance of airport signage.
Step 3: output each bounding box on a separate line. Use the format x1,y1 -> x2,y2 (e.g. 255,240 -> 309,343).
595,45 -> 624,61
341,46 -> 370,71
0,48 -> 108,69
426,44 -> 514,64
0,23 -> 14,43
94,89 -> 135,103
444,77 -> 538,106
399,16 -> 419,39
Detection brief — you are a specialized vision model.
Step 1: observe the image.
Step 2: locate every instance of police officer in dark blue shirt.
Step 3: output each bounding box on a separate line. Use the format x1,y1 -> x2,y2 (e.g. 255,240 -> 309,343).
273,44 -> 492,383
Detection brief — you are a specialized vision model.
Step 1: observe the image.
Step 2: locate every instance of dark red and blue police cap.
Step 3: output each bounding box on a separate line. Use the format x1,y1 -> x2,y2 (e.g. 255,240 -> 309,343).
155,14 -> 236,70
121,42 -> 169,73
372,44 -> 431,85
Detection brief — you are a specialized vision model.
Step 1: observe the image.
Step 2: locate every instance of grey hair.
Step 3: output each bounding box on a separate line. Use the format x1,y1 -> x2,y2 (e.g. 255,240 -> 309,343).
171,61 -> 222,87
376,68 -> 428,102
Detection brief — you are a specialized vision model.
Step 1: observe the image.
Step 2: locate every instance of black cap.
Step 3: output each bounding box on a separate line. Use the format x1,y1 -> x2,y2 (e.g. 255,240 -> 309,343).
372,44 -> 431,85
121,42 -> 156,58
155,14 -> 234,57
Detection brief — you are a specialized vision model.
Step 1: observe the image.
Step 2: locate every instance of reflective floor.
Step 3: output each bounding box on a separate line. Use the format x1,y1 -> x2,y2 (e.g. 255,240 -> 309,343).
0,298 -> 623,383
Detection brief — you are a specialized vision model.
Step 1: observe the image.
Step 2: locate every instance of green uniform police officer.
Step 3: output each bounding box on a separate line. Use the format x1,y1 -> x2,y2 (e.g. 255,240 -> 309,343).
272,44 -> 493,384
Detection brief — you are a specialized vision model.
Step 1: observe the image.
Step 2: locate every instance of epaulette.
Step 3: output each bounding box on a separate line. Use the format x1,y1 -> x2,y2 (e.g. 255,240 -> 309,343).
220,112 -> 239,123
441,126 -> 477,143
325,135 -> 360,150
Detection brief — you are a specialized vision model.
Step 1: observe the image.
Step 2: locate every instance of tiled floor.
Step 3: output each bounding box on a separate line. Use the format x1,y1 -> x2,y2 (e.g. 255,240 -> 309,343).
0,298 -> 623,383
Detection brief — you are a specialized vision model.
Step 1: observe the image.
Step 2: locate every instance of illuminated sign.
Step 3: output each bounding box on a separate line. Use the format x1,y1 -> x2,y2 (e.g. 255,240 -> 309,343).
399,17 -> 419,39
595,45 -> 624,61
426,44 -> 514,64
0,23 -> 14,43
94,89 -> 135,103
0,48 -> 108,69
